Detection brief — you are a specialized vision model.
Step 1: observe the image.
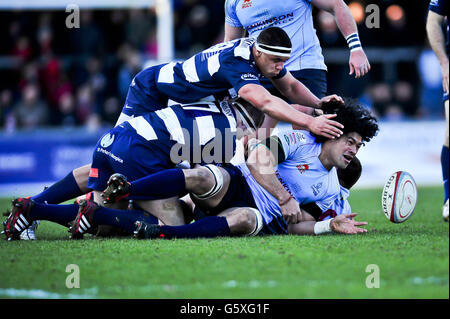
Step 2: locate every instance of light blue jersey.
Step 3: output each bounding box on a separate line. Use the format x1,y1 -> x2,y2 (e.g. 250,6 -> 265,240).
225,0 -> 327,71
237,129 -> 340,225
316,186 -> 352,221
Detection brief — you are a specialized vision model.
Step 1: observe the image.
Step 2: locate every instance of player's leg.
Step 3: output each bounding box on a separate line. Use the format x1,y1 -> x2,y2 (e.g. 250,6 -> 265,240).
442,99 -> 449,221
102,165 -> 232,209
100,164 -> 232,225
68,190 -> 160,238
135,197 -> 185,226
2,197 -> 82,240
134,206 -> 264,239
30,164 -> 91,205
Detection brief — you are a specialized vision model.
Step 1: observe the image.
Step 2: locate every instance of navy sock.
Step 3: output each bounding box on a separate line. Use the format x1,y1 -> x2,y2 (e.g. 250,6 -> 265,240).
160,216 -> 231,239
29,202 -> 79,227
31,171 -> 84,204
129,168 -> 186,200
93,206 -> 159,234
442,146 -> 449,202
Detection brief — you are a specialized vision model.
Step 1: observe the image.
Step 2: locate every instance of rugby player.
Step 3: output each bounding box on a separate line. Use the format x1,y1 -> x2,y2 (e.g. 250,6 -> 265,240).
52,99 -> 377,238
2,98 -> 264,240
224,0 -> 370,137
426,0 -> 449,221
8,27 -> 346,239
19,26 -> 344,210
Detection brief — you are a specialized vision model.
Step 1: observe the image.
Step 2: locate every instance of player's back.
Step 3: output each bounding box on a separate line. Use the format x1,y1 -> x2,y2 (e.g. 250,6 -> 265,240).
123,101 -> 238,165
155,38 -> 261,104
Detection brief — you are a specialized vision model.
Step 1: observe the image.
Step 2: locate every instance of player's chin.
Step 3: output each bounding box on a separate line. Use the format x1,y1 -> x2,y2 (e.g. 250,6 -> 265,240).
337,158 -> 351,169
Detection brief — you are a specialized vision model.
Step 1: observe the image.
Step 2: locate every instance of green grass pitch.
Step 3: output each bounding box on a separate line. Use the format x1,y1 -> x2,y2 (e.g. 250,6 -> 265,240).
0,187 -> 448,299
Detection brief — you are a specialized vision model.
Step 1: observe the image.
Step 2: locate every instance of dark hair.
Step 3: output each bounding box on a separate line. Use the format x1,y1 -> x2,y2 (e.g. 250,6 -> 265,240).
230,98 -> 265,130
257,27 -> 292,49
337,156 -> 362,189
315,97 -> 379,143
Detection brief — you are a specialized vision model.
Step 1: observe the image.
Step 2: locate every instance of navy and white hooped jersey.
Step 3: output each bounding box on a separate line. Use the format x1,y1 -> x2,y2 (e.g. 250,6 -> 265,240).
237,129 -> 341,225
154,38 -> 287,104
225,0 -> 327,72
121,101 -> 238,164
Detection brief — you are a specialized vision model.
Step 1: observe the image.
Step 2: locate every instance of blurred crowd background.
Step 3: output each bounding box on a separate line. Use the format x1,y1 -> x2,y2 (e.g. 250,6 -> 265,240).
0,0 -> 446,133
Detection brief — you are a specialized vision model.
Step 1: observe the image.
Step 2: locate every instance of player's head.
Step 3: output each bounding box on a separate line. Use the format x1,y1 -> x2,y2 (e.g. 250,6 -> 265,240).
253,27 -> 292,78
318,98 -> 378,170
230,98 -> 265,137
337,156 -> 362,189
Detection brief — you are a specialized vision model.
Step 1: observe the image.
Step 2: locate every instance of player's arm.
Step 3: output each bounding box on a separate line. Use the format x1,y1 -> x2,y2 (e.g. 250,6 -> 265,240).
288,213 -> 368,235
271,71 -> 344,108
238,83 -> 343,139
224,23 -> 246,42
246,137 -> 302,224
426,10 -> 449,93
312,0 -> 370,78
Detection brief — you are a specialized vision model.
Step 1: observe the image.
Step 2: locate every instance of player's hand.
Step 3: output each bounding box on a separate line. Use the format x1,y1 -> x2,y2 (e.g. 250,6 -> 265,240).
318,95 -> 344,107
441,62 -> 449,94
330,213 -> 368,234
308,114 -> 344,139
279,196 -> 302,224
349,50 -> 370,78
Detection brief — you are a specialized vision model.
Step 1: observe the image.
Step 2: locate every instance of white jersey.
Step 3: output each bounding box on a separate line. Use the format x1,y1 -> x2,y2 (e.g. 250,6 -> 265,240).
237,129 -> 340,224
225,0 -> 327,71
316,186 -> 352,221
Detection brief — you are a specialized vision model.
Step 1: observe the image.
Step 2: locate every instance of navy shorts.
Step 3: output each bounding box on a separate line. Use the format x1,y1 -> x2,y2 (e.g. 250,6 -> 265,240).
120,64 -> 169,117
87,124 -> 174,191
206,164 -> 288,235
260,68 -> 328,100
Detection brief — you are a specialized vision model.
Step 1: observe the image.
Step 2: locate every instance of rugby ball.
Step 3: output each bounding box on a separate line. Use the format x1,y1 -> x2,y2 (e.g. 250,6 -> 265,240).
381,171 -> 418,223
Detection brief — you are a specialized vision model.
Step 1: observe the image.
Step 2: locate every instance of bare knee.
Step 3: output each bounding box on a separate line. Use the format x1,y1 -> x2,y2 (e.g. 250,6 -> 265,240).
184,167 -> 214,194
228,208 -> 257,235
73,164 -> 91,193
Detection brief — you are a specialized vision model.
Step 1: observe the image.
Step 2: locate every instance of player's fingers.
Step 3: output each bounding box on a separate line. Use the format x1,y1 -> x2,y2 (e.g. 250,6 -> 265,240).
354,221 -> 368,226
327,119 -> 344,130
320,129 -> 338,138
325,126 -> 343,137
318,131 -> 335,139
360,65 -> 367,76
349,63 -> 354,75
329,94 -> 344,104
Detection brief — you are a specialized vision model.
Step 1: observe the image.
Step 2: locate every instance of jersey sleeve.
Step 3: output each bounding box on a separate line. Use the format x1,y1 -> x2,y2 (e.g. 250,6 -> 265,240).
271,67 -> 288,80
429,0 -> 448,16
225,0 -> 243,27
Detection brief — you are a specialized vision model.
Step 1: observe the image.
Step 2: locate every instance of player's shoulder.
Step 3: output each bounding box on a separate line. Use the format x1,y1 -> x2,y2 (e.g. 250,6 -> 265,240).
276,129 -> 317,147
225,0 -> 241,9
220,37 -> 255,62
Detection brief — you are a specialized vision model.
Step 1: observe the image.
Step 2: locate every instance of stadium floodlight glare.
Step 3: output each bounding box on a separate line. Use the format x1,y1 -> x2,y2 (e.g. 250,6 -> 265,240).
348,2 -> 365,24
0,0 -> 174,63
